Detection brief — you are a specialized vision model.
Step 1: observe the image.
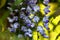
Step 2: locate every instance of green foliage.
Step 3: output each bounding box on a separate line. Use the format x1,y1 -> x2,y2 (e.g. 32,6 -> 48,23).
14,0 -> 23,5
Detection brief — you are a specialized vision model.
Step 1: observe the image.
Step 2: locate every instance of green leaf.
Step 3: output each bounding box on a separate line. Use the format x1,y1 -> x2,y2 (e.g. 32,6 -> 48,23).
14,0 -> 23,5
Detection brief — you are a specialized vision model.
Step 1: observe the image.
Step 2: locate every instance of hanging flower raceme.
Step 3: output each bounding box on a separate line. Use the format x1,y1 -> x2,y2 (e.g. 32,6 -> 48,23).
37,26 -> 49,38
43,0 -> 50,6
41,0 -> 50,38
7,0 -> 50,39
7,0 -> 40,38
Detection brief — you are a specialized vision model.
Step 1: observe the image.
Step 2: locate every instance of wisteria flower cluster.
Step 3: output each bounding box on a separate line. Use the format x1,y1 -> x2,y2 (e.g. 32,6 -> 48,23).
7,0 -> 50,39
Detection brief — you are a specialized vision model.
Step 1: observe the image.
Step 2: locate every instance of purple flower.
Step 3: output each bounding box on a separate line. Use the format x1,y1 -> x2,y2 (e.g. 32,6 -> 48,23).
43,16 -> 49,23
24,32 -> 29,37
13,16 -> 18,21
33,16 -> 40,22
26,23 -> 31,27
44,6 -> 50,14
32,7 -> 34,11
26,6 -> 32,15
7,17 -> 14,23
8,27 -> 16,32
23,16 -> 28,20
32,5 -> 40,12
27,28 -> 32,33
26,11 -> 30,16
26,6 -> 32,12
28,0 -> 37,4
43,0 -> 49,5
44,23 -> 49,30
21,26 -> 27,32
24,32 -> 32,37
37,26 -> 45,35
13,22 -> 20,28
24,19 -> 31,24
20,12 -> 25,18
45,20 -> 49,23
31,23 -> 35,28
37,26 -> 43,32
43,34 -> 49,38
28,2 -> 34,5
37,26 -> 48,38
